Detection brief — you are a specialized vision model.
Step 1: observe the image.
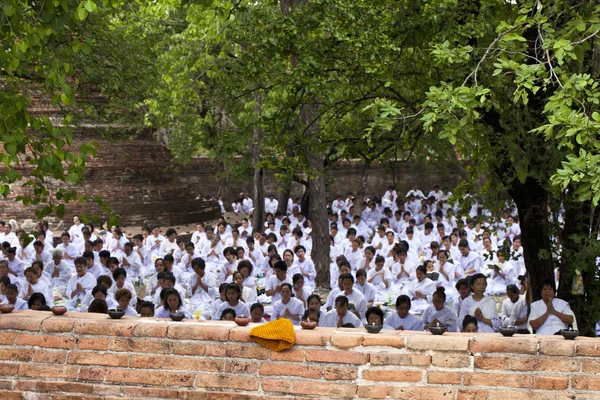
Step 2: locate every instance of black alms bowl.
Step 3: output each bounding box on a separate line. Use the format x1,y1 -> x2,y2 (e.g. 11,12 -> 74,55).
170,312 -> 185,322
108,309 -> 125,319
560,329 -> 579,340
429,324 -> 447,335
364,324 -> 383,334
499,326 -> 518,337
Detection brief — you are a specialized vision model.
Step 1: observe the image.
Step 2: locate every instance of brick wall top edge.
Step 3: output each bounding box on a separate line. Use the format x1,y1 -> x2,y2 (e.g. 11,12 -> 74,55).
2,311 -> 597,354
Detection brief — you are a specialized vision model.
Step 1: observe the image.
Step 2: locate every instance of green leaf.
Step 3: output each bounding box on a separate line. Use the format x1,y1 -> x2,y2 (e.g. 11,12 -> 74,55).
77,7 -> 89,21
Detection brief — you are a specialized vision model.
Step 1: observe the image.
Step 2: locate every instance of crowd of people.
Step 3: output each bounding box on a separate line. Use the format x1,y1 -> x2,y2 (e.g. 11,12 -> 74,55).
0,184 -> 597,336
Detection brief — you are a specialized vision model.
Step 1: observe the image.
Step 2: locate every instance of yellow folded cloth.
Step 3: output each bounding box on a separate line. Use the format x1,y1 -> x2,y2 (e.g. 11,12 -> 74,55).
249,318 -> 296,352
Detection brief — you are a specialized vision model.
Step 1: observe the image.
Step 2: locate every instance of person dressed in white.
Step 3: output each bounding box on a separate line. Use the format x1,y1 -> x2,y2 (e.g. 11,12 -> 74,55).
384,295 -> 425,331
435,250 -> 459,293
338,273 -> 367,319
22,266 -> 53,306
68,217 -> 85,245
486,249 -> 515,295
422,287 -> 459,332
528,279 -> 575,334
319,295 -> 362,328
265,261 -> 292,304
187,258 -> 217,316
214,283 -> 250,320
146,225 -> 166,260
55,232 -> 79,268
271,283 -> 304,325
366,256 -> 392,301
264,195 -> 279,214
402,265 -> 436,314
458,273 -> 501,333
354,269 -> 376,307
294,246 -> 316,291
45,249 -> 73,296
66,257 -> 97,309
457,239 -> 483,277
501,284 -> 528,332
159,229 -> 179,258
121,242 -> 142,280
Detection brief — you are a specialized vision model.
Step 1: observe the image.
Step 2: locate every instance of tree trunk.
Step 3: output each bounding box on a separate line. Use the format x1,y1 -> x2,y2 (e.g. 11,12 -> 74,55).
277,180 -> 291,215
353,160 -> 370,214
507,178 -> 555,303
251,136 -> 264,234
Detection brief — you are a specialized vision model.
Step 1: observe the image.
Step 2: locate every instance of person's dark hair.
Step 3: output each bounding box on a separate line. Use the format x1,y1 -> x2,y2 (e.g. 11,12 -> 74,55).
458,239 -> 470,248
292,273 -> 304,285
99,250 -> 111,259
334,295 -> 349,307
191,258 -> 206,269
27,293 -> 46,309
339,273 -> 354,284
455,278 -> 468,291
273,260 -> 288,272
221,308 -> 236,320
237,260 -> 253,275
356,269 -> 367,278
506,284 -> 519,294
89,299 -> 108,314
92,285 -> 108,297
280,283 -> 293,294
365,306 -> 384,323
139,301 -> 155,316
250,303 -> 264,313
463,315 -> 478,330
165,228 -> 177,237
163,273 -> 176,284
163,254 -> 174,263
160,288 -> 181,307
540,278 -> 556,293
112,267 -> 127,281
395,294 -> 411,308
307,294 -> 321,307
469,273 -> 487,292
424,222 -> 434,230
433,286 -> 446,301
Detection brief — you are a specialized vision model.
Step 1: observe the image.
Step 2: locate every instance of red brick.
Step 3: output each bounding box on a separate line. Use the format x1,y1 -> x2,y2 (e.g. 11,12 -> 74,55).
389,386 -> 456,399
539,338 -> 574,356
76,337 -> 109,351
532,376 -> 569,390
330,332 -> 364,348
170,342 -> 206,356
457,389 -> 490,400
163,357 -> 224,372
583,359 -> 600,373
224,361 -> 259,374
370,353 -> 431,366
92,385 -> 121,396
0,390 -> 23,400
168,324 -> 229,341
15,380 -> 95,394
106,368 -> 167,385
16,334 -> 75,349
0,379 -> 12,389
133,321 -> 170,338
362,334 -> 405,348
229,325 -> 253,343
483,391 -> 557,400
0,348 -> 32,362
0,333 -> 16,345
261,378 -> 292,394
470,336 -> 537,354
68,352 -> 129,367
195,374 -> 259,391
33,349 -> 67,364
109,338 -> 170,354
270,349 -> 304,362
167,373 -> 195,387
260,363 -> 322,379
0,311 -> 50,331
428,371 -> 462,384
432,353 -> 471,368
291,381 -> 357,398
363,369 -> 422,382
19,364 -> 78,379
76,320 -> 139,337
357,385 -> 388,399
324,366 -> 358,380
0,363 -> 19,376
464,372 -> 530,388
573,376 -> 600,390
41,318 -> 76,333
509,357 -> 579,372
576,341 -> 600,356
305,349 -> 368,364
407,335 -> 469,351
78,367 -> 107,382
129,355 -> 164,369
294,328 -> 334,346
122,387 -> 179,399
205,344 -> 269,360
474,355 -> 509,370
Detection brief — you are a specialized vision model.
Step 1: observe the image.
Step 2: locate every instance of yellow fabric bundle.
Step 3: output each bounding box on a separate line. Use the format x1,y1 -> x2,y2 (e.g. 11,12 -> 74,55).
249,318 -> 296,352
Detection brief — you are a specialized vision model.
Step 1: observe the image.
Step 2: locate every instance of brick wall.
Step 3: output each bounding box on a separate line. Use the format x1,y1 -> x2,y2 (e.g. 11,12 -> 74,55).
0,311 -> 598,399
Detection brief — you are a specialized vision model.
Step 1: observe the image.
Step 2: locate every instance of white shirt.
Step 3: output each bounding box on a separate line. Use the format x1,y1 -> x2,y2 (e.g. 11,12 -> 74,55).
319,309 -> 361,328
271,297 -> 305,325
528,298 -> 573,335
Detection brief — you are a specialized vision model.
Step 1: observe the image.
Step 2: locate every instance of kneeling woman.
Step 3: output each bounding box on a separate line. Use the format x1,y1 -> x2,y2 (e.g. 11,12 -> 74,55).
384,295 -> 424,331
421,287 -> 458,332
457,273 -> 500,333
528,279 -> 574,334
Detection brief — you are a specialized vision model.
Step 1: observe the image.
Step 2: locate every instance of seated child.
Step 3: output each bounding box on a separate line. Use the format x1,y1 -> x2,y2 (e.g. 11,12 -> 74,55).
319,295 -> 361,328
214,283 -> 250,320
5,283 -> 28,310
23,266 -> 53,306
463,315 -> 479,333
115,288 -> 138,316
421,287 -> 458,332
271,283 -> 304,325
27,292 -> 48,311
250,303 -> 266,323
155,288 -> 192,319
365,306 -> 385,326
384,295 -> 424,331
220,308 -> 236,321
139,301 -> 155,318
108,268 -> 137,307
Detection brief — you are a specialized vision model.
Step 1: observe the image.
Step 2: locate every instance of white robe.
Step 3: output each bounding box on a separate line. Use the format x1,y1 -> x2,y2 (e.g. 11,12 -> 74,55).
384,312 -> 424,331
401,278 -> 436,314
458,295 -> 500,333
421,305 -> 458,332
271,297 -> 305,325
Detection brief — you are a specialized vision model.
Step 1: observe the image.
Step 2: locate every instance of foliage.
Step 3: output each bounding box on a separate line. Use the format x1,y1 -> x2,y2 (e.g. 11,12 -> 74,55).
0,0 -> 119,225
